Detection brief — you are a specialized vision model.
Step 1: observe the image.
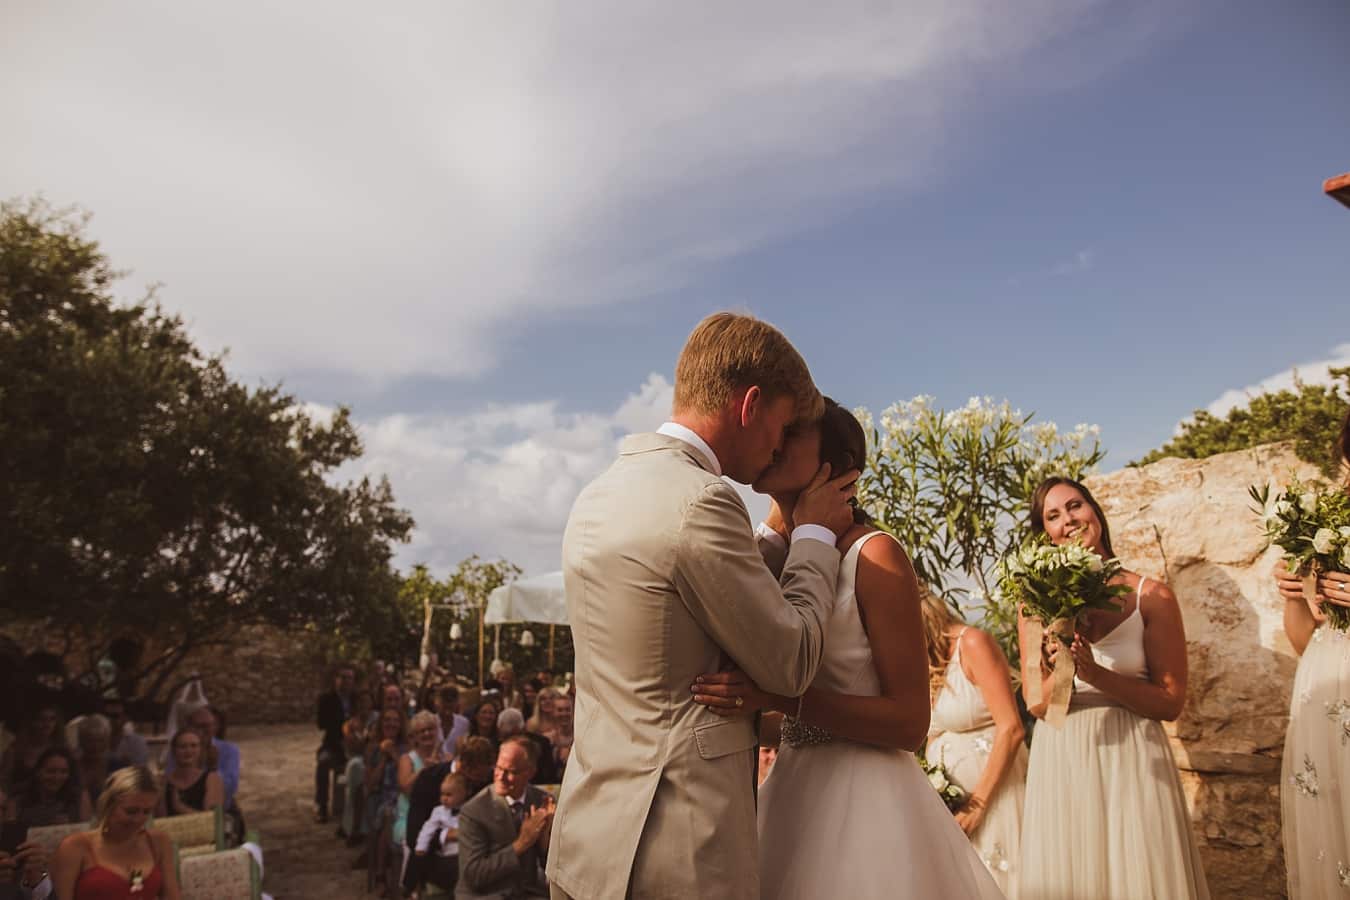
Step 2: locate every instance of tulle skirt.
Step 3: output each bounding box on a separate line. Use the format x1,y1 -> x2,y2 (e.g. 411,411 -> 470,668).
928,724 -> 1028,898
758,739 -> 1006,899
1019,702 -> 1209,900
1283,625 -> 1350,899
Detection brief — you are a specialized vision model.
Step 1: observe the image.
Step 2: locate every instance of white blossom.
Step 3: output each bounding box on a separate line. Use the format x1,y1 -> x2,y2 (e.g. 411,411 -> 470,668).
1314,528 -> 1338,555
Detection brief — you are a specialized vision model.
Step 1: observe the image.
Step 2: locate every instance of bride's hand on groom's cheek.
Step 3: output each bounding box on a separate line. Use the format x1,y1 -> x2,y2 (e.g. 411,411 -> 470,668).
691,669 -> 766,717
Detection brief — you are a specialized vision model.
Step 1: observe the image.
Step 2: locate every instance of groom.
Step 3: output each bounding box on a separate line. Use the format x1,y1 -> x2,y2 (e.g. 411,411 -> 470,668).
546,312 -> 858,900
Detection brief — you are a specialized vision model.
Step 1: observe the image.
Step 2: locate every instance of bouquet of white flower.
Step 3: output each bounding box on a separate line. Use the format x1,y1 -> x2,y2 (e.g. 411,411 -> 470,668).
1251,479 -> 1350,630
997,536 -> 1131,728
916,747 -> 966,813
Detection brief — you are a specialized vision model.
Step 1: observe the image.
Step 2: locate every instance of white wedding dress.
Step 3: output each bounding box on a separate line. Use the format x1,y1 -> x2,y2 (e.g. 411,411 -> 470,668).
758,532 -> 1006,899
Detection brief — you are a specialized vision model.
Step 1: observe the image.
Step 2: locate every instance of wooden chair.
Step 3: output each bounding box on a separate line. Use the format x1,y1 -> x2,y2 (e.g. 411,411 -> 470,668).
178,846 -> 261,900
25,821 -> 89,856
152,807 -> 224,858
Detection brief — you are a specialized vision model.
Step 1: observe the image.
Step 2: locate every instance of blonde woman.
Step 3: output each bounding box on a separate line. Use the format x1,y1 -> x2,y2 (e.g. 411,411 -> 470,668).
525,687 -> 561,735
923,590 -> 1027,897
51,766 -> 181,899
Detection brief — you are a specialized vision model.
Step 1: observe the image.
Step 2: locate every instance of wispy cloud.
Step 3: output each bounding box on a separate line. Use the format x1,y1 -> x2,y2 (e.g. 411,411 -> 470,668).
1203,342 -> 1350,419
1,1 -> 1169,386
1052,248 -> 1096,276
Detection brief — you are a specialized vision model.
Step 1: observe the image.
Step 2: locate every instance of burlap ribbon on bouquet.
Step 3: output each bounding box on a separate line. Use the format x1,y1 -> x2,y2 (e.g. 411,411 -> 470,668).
1025,616 -> 1076,729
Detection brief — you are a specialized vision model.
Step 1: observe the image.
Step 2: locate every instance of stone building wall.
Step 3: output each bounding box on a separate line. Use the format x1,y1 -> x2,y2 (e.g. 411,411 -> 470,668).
1086,442 -> 1314,899
1,622 -> 334,726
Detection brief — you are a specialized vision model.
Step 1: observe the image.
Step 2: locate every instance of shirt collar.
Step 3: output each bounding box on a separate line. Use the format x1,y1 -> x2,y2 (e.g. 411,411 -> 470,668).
656,422 -> 722,476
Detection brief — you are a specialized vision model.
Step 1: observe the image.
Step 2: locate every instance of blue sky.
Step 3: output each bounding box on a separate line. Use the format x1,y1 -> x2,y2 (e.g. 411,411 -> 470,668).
3,1 -> 1347,573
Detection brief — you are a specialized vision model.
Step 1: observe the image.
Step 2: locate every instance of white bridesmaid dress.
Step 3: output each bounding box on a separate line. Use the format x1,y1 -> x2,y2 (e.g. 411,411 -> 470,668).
928,627 -> 1028,898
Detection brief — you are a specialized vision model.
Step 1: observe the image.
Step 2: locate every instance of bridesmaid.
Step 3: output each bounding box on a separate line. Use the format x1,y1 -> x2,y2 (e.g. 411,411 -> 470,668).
923,589 -> 1027,897
1017,476 -> 1209,900
1275,409 -> 1350,899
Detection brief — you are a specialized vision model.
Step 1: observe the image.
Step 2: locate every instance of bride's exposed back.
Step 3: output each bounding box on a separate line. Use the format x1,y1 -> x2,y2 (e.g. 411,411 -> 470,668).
694,399 -> 1007,899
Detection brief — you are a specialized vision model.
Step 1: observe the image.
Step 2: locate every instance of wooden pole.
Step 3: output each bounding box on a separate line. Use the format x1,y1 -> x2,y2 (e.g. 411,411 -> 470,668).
477,604 -> 485,688
548,624 -> 556,669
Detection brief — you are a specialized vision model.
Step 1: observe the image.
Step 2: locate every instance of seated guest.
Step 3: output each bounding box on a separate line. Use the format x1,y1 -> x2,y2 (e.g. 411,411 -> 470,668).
73,716 -> 112,806
520,679 -> 542,723
393,712 -> 445,850
2,747 -> 90,827
50,766 -> 180,899
541,694 -> 574,777
338,691 -> 372,844
182,704 -> 240,809
495,666 -> 522,712
438,687 -> 470,760
0,706 -> 66,796
157,730 -> 223,816
455,737 -> 554,899
412,772 -> 470,895
467,700 -> 500,751
100,697 -> 148,770
453,738 -> 496,800
0,835 -> 51,900
496,710 -> 556,786
524,687 -> 558,735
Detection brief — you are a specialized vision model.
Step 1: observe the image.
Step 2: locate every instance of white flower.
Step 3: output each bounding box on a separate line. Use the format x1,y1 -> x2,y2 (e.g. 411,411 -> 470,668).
1342,545 -> 1350,570
1301,491 -> 1318,514
1276,499 -> 1295,519
1085,554 -> 1104,573
927,770 -> 949,792
1314,528 -> 1338,555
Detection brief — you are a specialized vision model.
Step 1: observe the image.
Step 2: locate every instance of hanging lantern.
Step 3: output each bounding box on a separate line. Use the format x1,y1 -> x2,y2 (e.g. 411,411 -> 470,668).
520,629 -> 536,648
449,622 -> 463,641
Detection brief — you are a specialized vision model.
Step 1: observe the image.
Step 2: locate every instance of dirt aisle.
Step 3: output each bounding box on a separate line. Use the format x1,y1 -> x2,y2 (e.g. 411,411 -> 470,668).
233,723 -> 371,899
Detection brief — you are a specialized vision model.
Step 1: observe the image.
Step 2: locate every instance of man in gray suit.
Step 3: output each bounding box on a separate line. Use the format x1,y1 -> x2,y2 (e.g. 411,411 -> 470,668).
547,312 -> 858,900
457,736 -> 555,900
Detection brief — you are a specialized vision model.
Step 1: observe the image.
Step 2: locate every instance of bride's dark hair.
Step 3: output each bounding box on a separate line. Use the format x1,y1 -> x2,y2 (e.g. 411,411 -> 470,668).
817,397 -> 873,525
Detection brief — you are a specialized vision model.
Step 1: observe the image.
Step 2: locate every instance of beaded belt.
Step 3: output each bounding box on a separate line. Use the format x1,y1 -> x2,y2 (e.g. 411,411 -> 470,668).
780,715 -> 833,747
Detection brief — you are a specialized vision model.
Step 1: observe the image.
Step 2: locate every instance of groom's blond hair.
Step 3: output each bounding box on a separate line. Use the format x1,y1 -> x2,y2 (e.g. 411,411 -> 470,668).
673,312 -> 822,423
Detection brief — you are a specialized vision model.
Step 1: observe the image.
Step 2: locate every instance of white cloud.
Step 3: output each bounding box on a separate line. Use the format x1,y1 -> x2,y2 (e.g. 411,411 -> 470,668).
1,1 -> 1168,384
322,374 -> 767,575
1052,249 -> 1096,276
1203,342 -> 1350,419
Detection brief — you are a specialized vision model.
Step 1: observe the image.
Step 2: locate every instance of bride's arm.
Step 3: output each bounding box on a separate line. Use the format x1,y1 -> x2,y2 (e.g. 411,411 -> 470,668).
694,536 -> 930,751
953,628 -> 1024,834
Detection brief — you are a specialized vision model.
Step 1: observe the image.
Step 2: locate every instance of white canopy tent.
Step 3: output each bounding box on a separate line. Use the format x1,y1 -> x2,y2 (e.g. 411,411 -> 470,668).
485,571 -> 568,625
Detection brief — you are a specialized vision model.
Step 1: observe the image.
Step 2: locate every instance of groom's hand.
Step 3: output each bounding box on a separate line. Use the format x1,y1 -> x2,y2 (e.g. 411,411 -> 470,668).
795,463 -> 860,537
691,669 -> 771,717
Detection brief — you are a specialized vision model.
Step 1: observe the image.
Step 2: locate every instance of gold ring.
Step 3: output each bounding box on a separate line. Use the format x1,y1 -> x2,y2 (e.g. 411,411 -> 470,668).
734,696 -> 744,709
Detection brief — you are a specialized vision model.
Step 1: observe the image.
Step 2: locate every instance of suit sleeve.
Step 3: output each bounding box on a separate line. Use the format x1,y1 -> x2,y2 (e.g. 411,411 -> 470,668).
756,525 -> 788,579
674,481 -> 840,697
458,805 -> 521,892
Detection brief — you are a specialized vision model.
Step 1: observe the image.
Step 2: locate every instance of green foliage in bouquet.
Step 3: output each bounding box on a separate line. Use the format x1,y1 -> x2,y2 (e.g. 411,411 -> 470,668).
1251,478 -> 1350,630
996,536 -> 1132,633
915,747 -> 967,814
1136,368 -> 1350,479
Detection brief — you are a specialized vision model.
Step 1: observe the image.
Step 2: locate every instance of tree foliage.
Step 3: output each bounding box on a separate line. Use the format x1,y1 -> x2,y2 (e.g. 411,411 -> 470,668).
1134,369 -> 1350,478
0,198 -> 414,699
856,396 -> 1105,669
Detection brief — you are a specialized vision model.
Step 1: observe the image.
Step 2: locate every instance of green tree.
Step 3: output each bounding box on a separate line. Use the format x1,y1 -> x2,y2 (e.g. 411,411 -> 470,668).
1134,369 -> 1350,478
856,396 -> 1105,669
0,198 -> 414,700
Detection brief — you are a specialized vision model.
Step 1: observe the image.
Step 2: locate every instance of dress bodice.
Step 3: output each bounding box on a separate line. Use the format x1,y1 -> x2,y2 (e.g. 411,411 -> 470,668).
1074,579 -> 1150,699
809,531 -> 891,697
930,629 -> 994,735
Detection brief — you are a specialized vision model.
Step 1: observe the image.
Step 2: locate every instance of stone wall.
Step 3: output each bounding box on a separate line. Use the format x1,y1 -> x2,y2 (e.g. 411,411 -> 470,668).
1086,442 -> 1314,900
1,622 -> 332,726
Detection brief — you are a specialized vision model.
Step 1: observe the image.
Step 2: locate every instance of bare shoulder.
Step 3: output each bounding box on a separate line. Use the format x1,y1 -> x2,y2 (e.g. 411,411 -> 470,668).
149,827 -> 174,853
1137,575 -> 1179,613
958,625 -> 1001,660
855,531 -> 912,576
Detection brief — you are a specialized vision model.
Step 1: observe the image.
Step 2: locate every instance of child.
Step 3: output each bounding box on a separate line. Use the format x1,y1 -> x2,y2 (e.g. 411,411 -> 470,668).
413,772 -> 468,894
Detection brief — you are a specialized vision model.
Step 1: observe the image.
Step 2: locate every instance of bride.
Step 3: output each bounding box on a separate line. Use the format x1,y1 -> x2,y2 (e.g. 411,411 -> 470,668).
692,398 -> 1004,899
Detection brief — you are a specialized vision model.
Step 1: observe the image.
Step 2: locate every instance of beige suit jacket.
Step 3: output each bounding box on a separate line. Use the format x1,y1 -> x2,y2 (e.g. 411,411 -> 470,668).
545,433 -> 840,900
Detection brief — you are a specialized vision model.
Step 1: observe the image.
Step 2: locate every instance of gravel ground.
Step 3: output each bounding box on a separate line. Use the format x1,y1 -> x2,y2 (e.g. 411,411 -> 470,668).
233,723 -> 372,899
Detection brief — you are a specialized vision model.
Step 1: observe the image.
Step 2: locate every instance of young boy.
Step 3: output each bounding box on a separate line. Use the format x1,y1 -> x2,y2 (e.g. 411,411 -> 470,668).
413,772 -> 469,894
